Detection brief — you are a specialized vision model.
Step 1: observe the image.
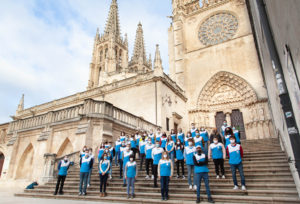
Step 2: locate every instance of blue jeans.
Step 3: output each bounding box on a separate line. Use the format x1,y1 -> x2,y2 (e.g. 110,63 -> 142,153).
204,141 -> 208,155
127,177 -> 135,195
79,172 -> 89,193
195,172 -> 211,199
230,162 -> 246,186
115,151 -> 120,166
160,176 -> 170,198
123,166 -> 127,185
119,159 -> 123,178
169,152 -> 175,166
187,165 -> 195,186
87,169 -> 92,185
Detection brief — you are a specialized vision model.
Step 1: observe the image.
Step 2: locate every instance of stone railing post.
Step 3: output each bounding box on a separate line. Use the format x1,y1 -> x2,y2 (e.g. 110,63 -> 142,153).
42,153 -> 57,182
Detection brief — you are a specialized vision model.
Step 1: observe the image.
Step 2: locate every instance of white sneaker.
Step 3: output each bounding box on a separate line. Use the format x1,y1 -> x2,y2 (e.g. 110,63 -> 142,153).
216,175 -> 220,179
182,175 -> 186,179
193,185 -> 197,190
189,185 -> 192,190
242,185 -> 247,191
145,175 -> 149,179
233,185 -> 239,190
109,175 -> 112,179
87,184 -> 90,187
222,175 -> 226,179
151,175 -> 154,180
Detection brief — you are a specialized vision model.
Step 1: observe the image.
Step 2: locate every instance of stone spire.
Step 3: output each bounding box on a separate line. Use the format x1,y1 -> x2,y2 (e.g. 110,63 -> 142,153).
131,22 -> 147,65
148,54 -> 152,69
154,44 -> 163,70
104,0 -> 121,38
16,94 -> 24,116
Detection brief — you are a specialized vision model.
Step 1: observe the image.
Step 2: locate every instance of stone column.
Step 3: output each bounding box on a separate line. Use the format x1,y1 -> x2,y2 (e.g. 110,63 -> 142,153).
42,153 -> 57,182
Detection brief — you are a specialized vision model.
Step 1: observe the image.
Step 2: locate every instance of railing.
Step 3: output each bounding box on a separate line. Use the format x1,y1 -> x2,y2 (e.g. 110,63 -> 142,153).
7,99 -> 159,134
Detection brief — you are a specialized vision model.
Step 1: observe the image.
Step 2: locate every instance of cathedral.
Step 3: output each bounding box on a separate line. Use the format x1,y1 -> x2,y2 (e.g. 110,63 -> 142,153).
0,0 -> 275,186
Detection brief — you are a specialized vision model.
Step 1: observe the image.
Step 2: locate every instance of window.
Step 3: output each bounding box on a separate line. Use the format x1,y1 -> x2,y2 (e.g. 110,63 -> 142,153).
166,117 -> 170,131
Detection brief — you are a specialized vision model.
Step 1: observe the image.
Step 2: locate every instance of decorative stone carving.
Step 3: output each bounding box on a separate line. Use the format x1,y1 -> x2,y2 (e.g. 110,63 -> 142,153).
198,12 -> 238,46
162,94 -> 172,107
42,153 -> 57,182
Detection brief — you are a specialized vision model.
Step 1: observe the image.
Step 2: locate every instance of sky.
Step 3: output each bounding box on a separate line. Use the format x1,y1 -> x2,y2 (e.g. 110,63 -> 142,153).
0,0 -> 172,124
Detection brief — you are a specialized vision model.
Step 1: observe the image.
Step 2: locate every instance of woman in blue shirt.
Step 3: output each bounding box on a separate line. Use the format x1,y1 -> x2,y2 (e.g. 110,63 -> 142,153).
166,136 -> 175,166
184,138 -> 196,190
98,153 -> 110,197
158,152 -> 173,201
175,139 -> 185,179
170,129 -> 177,143
125,155 -> 138,199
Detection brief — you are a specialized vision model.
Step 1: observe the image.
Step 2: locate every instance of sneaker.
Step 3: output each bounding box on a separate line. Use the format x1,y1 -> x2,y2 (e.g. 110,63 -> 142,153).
145,175 -> 149,179
58,191 -> 64,195
82,192 -> 86,196
99,193 -> 103,197
196,197 -> 200,203
109,175 -> 112,180
123,184 -> 126,187
222,175 -> 226,179
242,185 -> 247,191
189,185 -> 192,190
233,185 -> 239,190
87,184 -> 90,187
176,175 -> 179,179
53,192 -> 57,195
127,194 -> 130,199
78,192 -> 82,196
151,175 -> 154,180
208,197 -> 215,203
161,197 -> 165,201
182,175 -> 185,179
132,194 -> 135,199
193,185 -> 197,190
216,175 -> 219,179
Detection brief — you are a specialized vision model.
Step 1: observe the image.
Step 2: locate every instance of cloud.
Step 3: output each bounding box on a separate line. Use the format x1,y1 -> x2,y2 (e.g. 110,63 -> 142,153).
0,0 -> 172,124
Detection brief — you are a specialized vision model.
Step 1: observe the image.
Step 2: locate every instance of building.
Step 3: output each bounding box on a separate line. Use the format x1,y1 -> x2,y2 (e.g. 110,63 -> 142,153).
247,0 -> 300,195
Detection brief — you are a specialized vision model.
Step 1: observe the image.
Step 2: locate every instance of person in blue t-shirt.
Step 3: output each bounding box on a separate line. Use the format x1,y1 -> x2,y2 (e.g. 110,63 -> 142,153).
98,153 -> 110,197
80,146 -> 87,158
200,127 -> 209,154
184,131 -> 192,147
170,129 -> 177,143
79,149 -> 93,196
122,144 -> 133,187
224,127 -> 234,149
145,138 -> 155,179
115,138 -> 122,166
152,141 -> 164,187
160,133 -> 168,150
148,129 -> 155,144
193,146 -> 214,203
158,151 -> 173,201
166,135 -> 175,166
177,128 -> 185,144
190,123 -> 197,138
184,138 -> 196,190
175,139 -> 185,179
226,135 -> 246,191
97,144 -> 105,162
130,135 -> 137,160
232,126 -> 241,144
87,148 -> 95,187
54,155 -> 74,195
119,142 -> 127,178
208,136 -> 226,179
139,134 -> 147,171
125,155 -> 138,199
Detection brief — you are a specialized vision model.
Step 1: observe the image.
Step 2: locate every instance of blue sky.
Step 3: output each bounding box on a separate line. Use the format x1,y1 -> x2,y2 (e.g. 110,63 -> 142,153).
0,0 -> 172,124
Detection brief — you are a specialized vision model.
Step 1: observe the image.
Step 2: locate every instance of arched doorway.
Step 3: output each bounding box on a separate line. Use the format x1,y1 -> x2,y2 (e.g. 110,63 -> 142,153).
0,152 -> 4,178
16,143 -> 34,179
57,138 -> 73,158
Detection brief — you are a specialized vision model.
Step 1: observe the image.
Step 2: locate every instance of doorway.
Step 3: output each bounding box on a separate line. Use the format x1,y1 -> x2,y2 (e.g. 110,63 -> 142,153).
215,112 -> 226,134
231,109 -> 246,139
0,152 -> 4,177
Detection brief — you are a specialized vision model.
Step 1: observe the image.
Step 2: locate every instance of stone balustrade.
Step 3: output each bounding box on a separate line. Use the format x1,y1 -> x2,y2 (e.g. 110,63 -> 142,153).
7,99 -> 158,134
182,0 -> 231,15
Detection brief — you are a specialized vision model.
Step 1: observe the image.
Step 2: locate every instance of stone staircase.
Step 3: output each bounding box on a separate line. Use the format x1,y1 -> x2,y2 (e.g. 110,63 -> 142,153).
15,138 -> 300,203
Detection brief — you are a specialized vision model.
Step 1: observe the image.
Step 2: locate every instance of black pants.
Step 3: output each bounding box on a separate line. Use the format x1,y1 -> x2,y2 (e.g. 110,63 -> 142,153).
176,160 -> 185,176
213,159 -> 225,176
140,153 -> 146,170
160,176 -> 170,199
119,159 -> 123,177
153,165 -> 158,187
55,175 -> 66,194
131,148 -> 137,160
146,159 -> 153,176
99,173 -> 108,193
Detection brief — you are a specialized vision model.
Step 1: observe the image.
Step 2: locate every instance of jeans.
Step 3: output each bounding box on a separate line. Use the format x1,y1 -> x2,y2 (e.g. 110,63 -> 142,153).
115,151 -> 120,166
176,160 -> 185,176
99,173 -> 108,193
87,169 -> 92,185
187,165 -> 195,185
195,172 -> 211,199
213,159 -> 225,176
55,175 -> 66,194
153,165 -> 158,187
169,152 -> 175,166
160,176 -> 170,199
79,172 -> 89,193
109,160 -> 113,177
145,159 -> 153,176
119,159 -> 123,178
140,153 -> 145,170
230,162 -> 246,186
204,141 -> 208,155
127,177 -> 135,195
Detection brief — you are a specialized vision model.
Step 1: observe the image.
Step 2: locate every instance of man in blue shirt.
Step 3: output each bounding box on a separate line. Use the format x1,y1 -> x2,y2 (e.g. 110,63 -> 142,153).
54,155 -> 74,195
79,149 -> 94,196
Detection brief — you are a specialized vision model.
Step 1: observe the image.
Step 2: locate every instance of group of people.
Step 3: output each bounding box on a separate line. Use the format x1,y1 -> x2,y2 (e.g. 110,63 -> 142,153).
54,120 -> 246,203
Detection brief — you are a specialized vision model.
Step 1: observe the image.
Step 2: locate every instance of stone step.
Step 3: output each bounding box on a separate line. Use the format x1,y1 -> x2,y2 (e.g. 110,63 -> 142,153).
39,182 -> 297,190
16,191 -> 300,204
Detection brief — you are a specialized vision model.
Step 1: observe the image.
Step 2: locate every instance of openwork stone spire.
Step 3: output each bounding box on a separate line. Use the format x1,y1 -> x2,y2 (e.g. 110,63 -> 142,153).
104,0 -> 121,38
154,44 -> 163,70
131,22 -> 147,64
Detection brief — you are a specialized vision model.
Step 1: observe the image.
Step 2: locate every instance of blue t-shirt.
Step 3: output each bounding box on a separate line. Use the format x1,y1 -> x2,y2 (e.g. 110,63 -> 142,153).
175,146 -> 184,160
184,146 -> 196,165
159,160 -> 172,177
139,141 -> 147,154
177,133 -> 184,143
146,144 -> 155,159
58,160 -> 71,176
200,131 -> 209,142
126,161 -> 137,178
166,141 -> 175,154
191,128 -> 197,138
99,160 -> 110,174
171,134 -> 177,143
160,137 -> 167,148
228,144 -> 242,165
152,147 -> 164,165
194,154 -> 209,173
80,156 -> 92,173
210,143 -> 223,159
